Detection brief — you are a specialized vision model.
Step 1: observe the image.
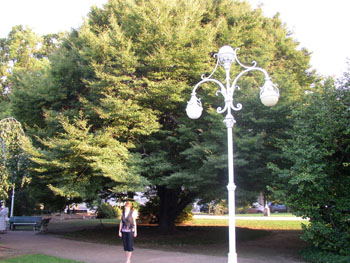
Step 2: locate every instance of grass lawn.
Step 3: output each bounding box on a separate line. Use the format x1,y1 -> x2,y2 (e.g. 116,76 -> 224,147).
52,223 -> 271,256
59,224 -> 269,244
191,218 -> 308,230
236,219 -> 307,230
194,212 -> 297,217
0,254 -> 83,263
46,216 -> 307,243
237,213 -> 297,217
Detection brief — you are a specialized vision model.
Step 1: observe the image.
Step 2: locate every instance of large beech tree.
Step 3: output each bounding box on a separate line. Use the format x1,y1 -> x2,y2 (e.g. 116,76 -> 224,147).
80,0 -> 313,232
8,0 -> 315,231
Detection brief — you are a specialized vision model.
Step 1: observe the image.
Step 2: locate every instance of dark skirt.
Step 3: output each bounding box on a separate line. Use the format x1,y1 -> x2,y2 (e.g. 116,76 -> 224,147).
122,232 -> 134,252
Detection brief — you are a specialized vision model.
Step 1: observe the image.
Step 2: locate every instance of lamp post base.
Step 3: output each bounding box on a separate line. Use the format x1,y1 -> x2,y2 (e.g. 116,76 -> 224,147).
228,252 -> 238,263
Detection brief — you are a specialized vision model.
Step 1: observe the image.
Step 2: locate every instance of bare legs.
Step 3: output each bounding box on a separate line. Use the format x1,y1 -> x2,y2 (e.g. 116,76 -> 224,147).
125,251 -> 132,263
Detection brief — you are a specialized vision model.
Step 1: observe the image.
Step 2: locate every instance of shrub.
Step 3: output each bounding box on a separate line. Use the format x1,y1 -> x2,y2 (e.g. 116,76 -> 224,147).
272,86 -> 350,256
96,203 -> 117,219
139,198 -> 159,224
139,198 -> 193,224
175,204 -> 193,224
114,206 -> 122,219
300,247 -> 350,263
301,221 -> 350,256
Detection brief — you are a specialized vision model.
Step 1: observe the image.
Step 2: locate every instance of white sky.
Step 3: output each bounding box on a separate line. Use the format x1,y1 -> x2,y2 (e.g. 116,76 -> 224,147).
0,0 -> 349,78
248,0 -> 350,78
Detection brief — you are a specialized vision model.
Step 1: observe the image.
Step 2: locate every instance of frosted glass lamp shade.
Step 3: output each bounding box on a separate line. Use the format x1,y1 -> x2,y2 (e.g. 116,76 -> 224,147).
186,95 -> 203,119
260,80 -> 279,107
218,45 -> 235,69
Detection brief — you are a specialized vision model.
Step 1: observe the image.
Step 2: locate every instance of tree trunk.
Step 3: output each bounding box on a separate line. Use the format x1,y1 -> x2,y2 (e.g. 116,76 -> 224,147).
157,186 -> 194,234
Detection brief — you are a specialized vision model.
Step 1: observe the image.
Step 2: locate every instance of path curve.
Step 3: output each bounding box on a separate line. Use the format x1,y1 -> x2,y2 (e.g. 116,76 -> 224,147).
0,230 -> 305,263
1,231 -> 225,263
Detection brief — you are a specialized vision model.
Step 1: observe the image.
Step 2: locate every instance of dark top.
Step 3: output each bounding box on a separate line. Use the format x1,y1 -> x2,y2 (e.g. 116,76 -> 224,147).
121,210 -> 134,232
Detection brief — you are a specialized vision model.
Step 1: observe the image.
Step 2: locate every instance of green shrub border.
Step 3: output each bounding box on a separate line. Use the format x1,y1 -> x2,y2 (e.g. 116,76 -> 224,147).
300,247 -> 350,263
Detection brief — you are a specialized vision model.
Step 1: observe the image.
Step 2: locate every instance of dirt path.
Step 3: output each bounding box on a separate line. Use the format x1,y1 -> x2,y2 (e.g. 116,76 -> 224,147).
0,230 -> 306,263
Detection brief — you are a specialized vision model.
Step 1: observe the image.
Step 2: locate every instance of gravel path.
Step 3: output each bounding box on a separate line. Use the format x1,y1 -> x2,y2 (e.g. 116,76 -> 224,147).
0,230 -> 306,263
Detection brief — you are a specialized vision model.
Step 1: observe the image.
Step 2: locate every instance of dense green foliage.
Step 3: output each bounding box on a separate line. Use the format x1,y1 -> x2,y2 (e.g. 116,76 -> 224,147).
96,203 -> 121,219
0,0 -> 315,232
272,76 -> 350,255
0,26 -> 61,120
28,114 -> 147,199
6,9 -> 160,204
0,118 -> 31,201
300,247 -> 350,263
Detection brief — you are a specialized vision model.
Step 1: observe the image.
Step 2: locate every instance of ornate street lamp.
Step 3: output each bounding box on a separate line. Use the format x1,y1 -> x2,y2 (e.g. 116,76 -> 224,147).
186,45 -> 279,263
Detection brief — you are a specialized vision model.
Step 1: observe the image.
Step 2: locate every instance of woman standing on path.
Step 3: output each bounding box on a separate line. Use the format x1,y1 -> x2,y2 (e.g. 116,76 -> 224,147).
119,201 -> 137,263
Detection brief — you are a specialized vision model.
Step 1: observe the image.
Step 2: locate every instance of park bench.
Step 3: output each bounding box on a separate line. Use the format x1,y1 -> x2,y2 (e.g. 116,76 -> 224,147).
9,216 -> 51,231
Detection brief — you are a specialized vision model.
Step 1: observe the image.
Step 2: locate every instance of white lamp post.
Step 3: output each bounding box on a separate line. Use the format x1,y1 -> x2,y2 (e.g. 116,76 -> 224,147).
186,45 -> 279,263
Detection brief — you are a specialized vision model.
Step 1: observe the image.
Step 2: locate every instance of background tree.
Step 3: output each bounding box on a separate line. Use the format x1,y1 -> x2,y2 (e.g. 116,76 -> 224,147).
0,26 -> 68,211
0,26 -> 63,120
271,73 -> 350,255
0,118 -> 31,204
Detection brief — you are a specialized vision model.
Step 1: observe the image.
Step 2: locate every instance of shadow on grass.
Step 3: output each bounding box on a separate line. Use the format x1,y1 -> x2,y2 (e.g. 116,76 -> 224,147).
48,224 -> 271,256
42,220 -> 307,259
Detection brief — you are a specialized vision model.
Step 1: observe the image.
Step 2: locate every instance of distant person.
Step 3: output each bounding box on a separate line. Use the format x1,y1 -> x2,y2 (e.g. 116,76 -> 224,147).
119,201 -> 138,263
0,202 -> 9,234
